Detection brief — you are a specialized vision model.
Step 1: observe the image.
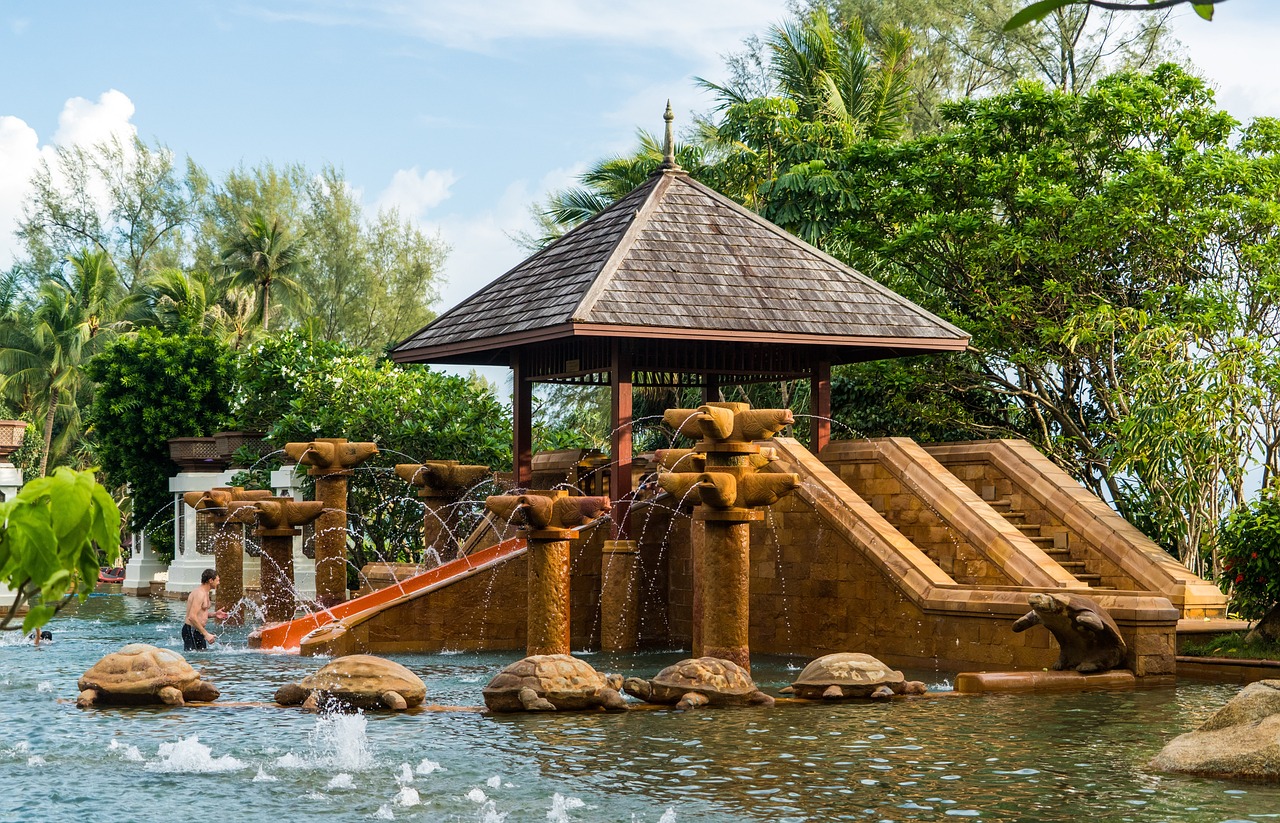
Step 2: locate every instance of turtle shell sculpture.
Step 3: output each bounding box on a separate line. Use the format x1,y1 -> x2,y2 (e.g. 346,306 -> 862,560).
77,644 -> 220,708
785,653 -> 928,700
275,654 -> 426,711
623,657 -> 775,710
483,654 -> 627,713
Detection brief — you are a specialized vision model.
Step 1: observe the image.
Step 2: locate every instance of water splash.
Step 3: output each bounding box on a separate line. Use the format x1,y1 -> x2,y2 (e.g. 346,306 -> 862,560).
253,767 -> 278,782
658,809 -> 678,823
36,680 -> 53,692
466,788 -> 488,803
146,736 -> 245,773
107,739 -> 144,762
27,755 -> 46,766
415,758 -> 442,775
548,793 -> 586,822
392,786 -> 421,807
486,775 -> 501,788
372,803 -> 395,819
395,762 -> 413,784
327,773 -> 355,790
310,711 -> 375,771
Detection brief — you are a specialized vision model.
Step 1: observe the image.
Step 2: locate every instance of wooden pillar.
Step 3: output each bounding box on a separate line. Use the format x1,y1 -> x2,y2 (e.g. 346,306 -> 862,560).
512,351 -> 533,489
701,374 -> 719,404
810,359 -> 831,454
609,341 -> 633,540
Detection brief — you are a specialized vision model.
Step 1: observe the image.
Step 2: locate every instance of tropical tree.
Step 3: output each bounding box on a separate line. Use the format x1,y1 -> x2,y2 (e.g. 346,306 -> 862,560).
0,277 -> 121,475
219,212 -> 309,331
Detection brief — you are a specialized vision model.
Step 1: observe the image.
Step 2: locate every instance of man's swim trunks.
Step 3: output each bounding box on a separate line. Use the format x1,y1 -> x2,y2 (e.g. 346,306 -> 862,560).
181,623 -> 207,651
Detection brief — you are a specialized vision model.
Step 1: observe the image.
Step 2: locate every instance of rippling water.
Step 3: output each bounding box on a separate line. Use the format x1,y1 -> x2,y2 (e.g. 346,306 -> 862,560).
2,594 -> 1278,822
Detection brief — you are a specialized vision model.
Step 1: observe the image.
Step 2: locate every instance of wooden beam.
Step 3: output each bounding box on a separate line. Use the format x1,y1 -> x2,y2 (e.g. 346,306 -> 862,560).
610,341 -> 633,540
512,351 -> 533,488
810,359 -> 831,454
702,374 -> 719,404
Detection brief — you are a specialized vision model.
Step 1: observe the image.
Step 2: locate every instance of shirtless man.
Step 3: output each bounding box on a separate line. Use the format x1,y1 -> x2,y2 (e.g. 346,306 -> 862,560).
182,568 -> 229,651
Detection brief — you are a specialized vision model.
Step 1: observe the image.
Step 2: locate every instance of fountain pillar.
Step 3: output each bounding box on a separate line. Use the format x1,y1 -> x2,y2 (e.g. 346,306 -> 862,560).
600,539 -> 639,652
182,487 -> 272,624
485,490 -> 611,657
658,403 -> 800,670
284,438 -> 379,608
250,498 -> 325,624
396,461 -> 491,561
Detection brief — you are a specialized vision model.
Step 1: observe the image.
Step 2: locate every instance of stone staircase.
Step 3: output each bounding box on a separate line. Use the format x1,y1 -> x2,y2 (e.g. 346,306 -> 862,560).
987,496 -> 1103,588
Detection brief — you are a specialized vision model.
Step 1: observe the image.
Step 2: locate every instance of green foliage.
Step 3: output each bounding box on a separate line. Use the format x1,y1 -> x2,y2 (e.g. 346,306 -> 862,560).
1008,1 -> 1216,31
1219,486 -> 1280,622
85,330 -> 237,557
263,349 -> 512,570
1178,632 -> 1280,662
0,467 -> 121,632
233,330 -> 356,434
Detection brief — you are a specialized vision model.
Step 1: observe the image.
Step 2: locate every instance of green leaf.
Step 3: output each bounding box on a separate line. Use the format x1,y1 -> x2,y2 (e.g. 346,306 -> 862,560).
1005,0 -> 1071,31
1192,3 -> 1215,21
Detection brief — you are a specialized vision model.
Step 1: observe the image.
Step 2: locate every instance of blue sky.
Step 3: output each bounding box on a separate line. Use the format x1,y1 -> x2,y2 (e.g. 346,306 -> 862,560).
1,1 -> 1277,314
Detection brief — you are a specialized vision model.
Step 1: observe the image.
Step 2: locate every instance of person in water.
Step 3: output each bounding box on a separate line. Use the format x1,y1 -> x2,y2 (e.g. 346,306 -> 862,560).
182,568 -> 228,651
30,630 -> 52,646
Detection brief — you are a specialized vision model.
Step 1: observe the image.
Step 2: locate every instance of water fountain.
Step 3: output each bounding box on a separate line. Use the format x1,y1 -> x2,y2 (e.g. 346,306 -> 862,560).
283,438 -> 379,607
181,487 -> 274,623
656,403 -> 799,669
250,497 -> 326,623
390,460 -> 491,569
483,490 -> 611,656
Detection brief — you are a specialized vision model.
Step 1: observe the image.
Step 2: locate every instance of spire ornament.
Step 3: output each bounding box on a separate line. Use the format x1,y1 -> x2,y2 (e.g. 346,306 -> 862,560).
661,100 -> 679,171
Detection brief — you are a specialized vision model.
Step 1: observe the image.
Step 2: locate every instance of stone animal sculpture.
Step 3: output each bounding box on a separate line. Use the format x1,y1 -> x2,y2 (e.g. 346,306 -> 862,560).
782,653 -> 928,700
1150,680 -> 1280,779
274,654 -> 426,711
1012,592 -> 1127,673
623,657 -> 774,709
483,654 -> 627,712
77,644 -> 220,707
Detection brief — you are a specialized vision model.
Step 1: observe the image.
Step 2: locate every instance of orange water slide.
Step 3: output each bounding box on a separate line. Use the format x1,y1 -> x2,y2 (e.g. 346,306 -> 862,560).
248,537 -> 528,651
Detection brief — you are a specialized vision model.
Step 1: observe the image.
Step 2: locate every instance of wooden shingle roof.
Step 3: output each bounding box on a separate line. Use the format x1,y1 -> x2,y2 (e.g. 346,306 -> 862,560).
392,169 -> 968,364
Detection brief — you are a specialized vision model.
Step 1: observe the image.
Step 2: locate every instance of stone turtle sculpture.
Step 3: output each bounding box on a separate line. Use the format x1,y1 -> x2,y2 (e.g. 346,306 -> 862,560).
275,654 -> 426,711
1012,592 -> 1127,673
785,653 -> 928,700
77,644 -> 219,707
483,654 -> 627,712
623,657 -> 774,709
1150,680 -> 1280,779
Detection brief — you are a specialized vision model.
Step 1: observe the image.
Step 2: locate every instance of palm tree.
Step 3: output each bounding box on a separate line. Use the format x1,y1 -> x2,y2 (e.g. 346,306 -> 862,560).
0,279 -> 119,475
220,213 -> 309,331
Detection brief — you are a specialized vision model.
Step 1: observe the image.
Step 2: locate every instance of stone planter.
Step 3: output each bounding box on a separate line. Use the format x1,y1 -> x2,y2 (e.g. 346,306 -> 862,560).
0,419 -> 25,461
213,431 -> 268,467
167,437 -> 228,472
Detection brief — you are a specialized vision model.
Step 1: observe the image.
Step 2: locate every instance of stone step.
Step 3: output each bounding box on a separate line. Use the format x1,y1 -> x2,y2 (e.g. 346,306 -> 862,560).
988,499 -> 1013,511
1075,574 -> 1103,586
1016,523 -> 1042,535
1027,535 -> 1056,546
1058,561 -> 1088,573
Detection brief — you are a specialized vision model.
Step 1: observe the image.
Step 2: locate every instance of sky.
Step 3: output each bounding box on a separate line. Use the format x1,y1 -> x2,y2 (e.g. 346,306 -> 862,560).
1,1 -> 1279,317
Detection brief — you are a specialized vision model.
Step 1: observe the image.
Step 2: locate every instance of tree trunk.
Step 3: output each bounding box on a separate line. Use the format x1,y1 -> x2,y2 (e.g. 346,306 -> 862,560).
261,280 -> 271,332
39,387 -> 59,477
1245,602 -> 1280,645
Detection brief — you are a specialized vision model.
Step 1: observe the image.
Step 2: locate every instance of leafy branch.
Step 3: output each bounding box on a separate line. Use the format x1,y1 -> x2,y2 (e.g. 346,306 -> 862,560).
1007,0 -> 1223,30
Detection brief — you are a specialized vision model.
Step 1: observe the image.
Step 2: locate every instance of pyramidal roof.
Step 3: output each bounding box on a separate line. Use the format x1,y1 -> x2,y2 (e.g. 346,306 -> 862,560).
392,169 -> 968,363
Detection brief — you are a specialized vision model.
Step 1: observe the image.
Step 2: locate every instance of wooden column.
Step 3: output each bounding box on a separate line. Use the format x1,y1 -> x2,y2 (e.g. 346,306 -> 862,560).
810,359 -> 831,455
701,374 -> 719,404
609,341 -> 633,540
512,351 -> 533,489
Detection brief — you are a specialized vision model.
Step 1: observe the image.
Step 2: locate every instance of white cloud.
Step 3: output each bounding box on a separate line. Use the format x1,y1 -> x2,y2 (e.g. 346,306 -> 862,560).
0,89 -> 139,268
248,0 -> 780,62
375,167 -> 458,220
1171,9 -> 1280,123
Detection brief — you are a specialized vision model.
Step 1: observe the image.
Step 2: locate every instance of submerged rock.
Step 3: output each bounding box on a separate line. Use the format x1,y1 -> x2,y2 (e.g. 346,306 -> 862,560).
1150,679 -> 1280,779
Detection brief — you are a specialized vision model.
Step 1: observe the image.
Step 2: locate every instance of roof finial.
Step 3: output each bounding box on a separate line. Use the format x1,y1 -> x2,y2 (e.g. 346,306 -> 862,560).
661,100 -> 679,171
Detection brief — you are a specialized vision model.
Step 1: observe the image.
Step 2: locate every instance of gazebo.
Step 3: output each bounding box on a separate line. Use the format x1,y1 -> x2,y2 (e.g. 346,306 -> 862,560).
392,109 -> 969,539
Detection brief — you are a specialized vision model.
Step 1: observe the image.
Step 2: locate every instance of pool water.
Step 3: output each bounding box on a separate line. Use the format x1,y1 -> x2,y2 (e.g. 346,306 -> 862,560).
2,594 -> 1278,822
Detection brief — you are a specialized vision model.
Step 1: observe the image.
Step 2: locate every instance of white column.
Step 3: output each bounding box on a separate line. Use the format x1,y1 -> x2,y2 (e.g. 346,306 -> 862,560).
164,470 -> 237,598
271,466 -> 316,600
0,464 -> 23,612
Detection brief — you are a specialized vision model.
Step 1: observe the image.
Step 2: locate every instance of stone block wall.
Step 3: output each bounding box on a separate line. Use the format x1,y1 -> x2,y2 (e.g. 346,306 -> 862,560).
826,457 -> 1011,587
